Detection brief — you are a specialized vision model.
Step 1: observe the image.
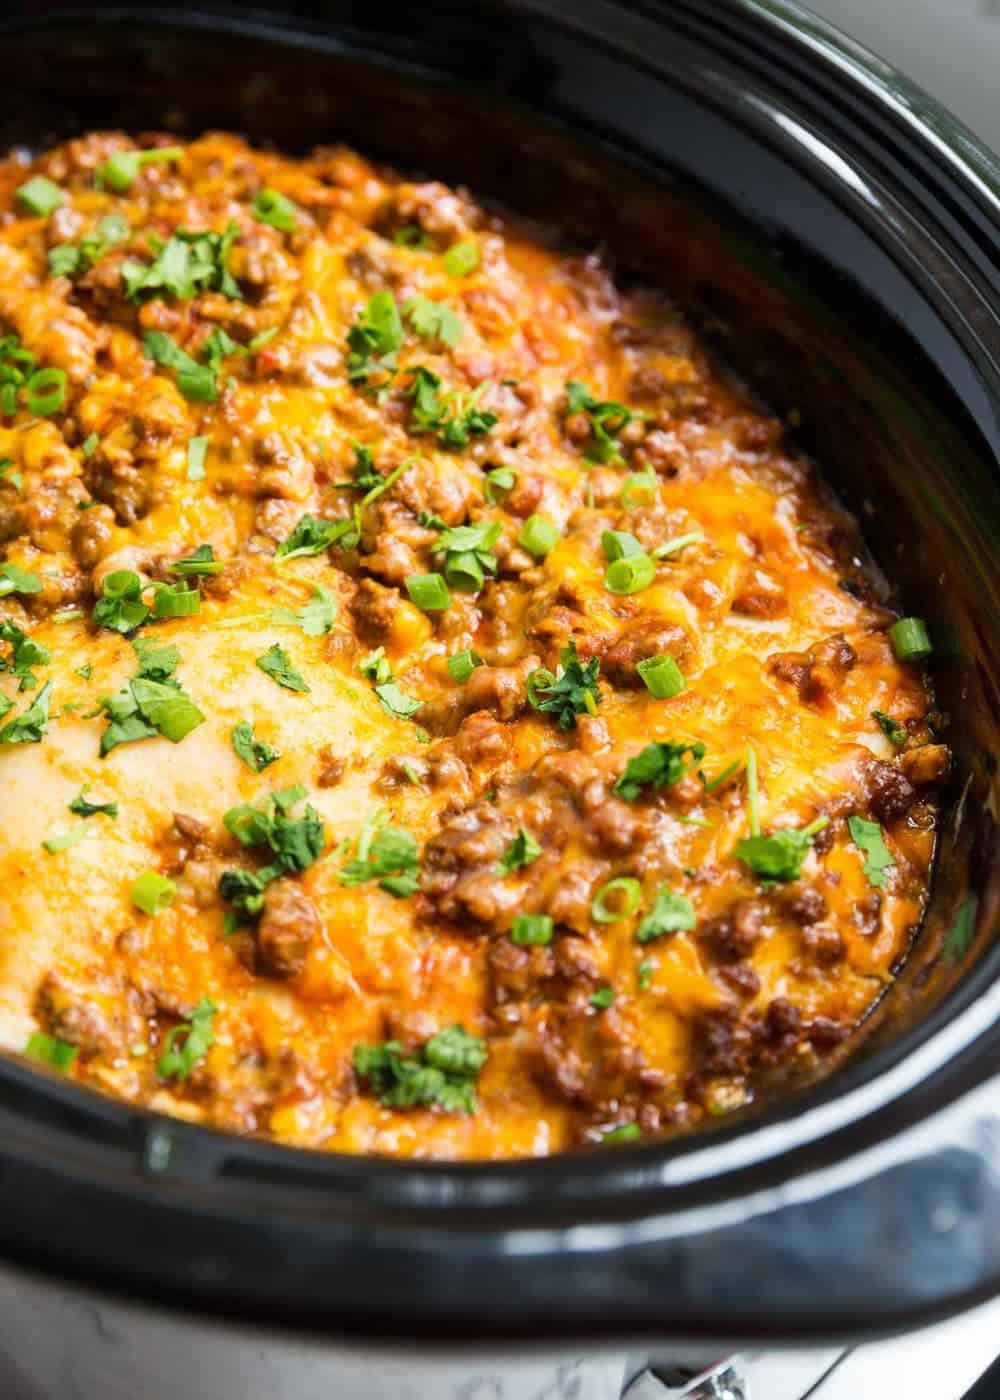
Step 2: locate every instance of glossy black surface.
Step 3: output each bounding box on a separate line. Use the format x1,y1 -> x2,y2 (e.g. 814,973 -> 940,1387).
0,0 -> 999,1344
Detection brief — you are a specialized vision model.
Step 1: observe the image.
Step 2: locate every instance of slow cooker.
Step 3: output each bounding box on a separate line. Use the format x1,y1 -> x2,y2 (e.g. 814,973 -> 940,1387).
1,2 -> 999,1397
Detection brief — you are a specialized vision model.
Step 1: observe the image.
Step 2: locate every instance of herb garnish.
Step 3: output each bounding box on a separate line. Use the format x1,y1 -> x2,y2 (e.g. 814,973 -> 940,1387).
92,569 -> 150,634
403,296 -> 463,347
69,786 -> 119,818
0,620 -> 50,689
98,640 -> 204,756
872,709 -> 907,747
142,327 -> 245,402
156,997 -> 216,1082
171,544 -> 223,578
405,367 -> 497,449
564,380 -> 643,465
636,887 -> 696,942
433,518 -> 502,591
0,680 -> 52,744
847,814 -> 895,889
526,641 -> 601,730
346,290 -> 404,392
269,585 -> 336,637
219,787 -> 325,920
123,221 -> 240,301
275,513 -> 357,560
24,1032 -> 78,1071
96,146 -> 183,193
231,720 -> 280,772
497,827 -> 541,874
354,1025 -> 487,1114
49,213 -> 129,279
357,648 -> 424,719
734,817 -> 830,883
0,332 -> 68,418
337,806 -> 420,896
252,188 -> 298,233
256,643 -> 310,693
0,563 -> 42,597
613,740 -> 705,801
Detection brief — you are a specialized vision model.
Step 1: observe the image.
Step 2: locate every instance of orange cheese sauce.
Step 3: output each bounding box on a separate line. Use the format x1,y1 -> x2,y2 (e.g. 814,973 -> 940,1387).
0,133 -> 944,1157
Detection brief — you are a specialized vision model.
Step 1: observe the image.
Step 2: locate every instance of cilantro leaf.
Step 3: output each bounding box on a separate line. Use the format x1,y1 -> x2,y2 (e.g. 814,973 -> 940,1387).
405,366 -> 497,449
636,887 -> 696,943
123,220 -> 240,301
0,562 -> 43,596
374,680 -> 424,719
269,584 -> 336,636
256,643 -> 310,693
564,379 -> 643,465
403,295 -> 463,348
48,212 -> 128,281
92,569 -> 150,635
0,620 -> 51,689
346,290 -> 404,390
872,709 -> 907,747
527,642 -> 602,731
99,644 -> 203,755
735,817 -> 829,883
497,827 -> 542,874
353,1024 -> 487,1114
338,820 -> 420,896
275,513 -> 357,560
231,721 -> 280,772
847,814 -> 895,889
0,680 -> 52,744
433,518 -> 502,592
156,998 -> 216,1082
219,788 -> 325,919
613,740 -> 705,801
68,786 -> 118,818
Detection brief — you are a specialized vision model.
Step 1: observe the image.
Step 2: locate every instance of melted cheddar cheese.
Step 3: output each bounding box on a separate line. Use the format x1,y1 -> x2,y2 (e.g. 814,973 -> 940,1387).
0,133 -> 945,1157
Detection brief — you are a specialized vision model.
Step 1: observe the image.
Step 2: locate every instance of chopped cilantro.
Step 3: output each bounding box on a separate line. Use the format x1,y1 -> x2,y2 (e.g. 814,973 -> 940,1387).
0,562 -> 42,597
68,786 -> 118,818
497,827 -> 541,873
564,380 -> 643,465
48,213 -> 128,280
231,720 -> 280,772
346,289 -> 404,391
98,642 -> 203,756
847,814 -> 895,889
442,241 -> 480,277
636,887 -> 696,942
354,1025 -> 487,1114
526,641 -> 601,730
92,569 -> 150,634
256,644 -> 310,693
433,518 -> 502,591
873,709 -> 907,747
735,817 -> 830,883
0,680 -> 52,744
171,543 -> 222,577
270,585 -> 336,636
590,986 -> 615,1010
613,740 -> 706,801
405,366 -> 497,449
156,997 -> 216,1082
0,619 -> 50,689
219,787 -> 325,919
338,807 -> 420,896
403,295 -> 463,347
275,513 -> 357,560
122,221 -> 240,301
357,648 -> 424,719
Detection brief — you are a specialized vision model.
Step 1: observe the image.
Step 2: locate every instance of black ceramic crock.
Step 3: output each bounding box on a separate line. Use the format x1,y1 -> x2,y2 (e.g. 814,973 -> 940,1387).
0,0 -> 998,1352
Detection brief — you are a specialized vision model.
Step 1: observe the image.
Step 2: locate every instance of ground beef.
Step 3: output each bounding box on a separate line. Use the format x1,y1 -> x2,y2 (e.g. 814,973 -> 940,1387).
769,633 -> 856,705
255,881 -> 321,978
864,759 -> 917,824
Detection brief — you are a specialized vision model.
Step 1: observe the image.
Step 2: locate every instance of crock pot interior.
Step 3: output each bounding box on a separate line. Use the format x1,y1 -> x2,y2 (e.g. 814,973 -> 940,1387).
0,0 -> 999,1341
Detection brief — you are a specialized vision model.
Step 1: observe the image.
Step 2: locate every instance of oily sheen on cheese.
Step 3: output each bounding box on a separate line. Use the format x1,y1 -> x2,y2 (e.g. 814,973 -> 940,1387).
0,133 -> 944,1158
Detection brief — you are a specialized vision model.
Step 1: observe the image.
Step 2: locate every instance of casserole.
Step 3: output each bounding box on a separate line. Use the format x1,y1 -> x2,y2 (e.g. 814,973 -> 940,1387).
0,0 -> 998,1368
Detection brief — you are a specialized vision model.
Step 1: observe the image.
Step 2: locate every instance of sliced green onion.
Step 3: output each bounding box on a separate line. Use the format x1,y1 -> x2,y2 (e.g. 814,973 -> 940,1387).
25,367 -> 67,416
443,240 -> 480,277
601,530 -> 644,562
252,188 -> 298,233
602,1123 -> 641,1143
131,871 -> 177,915
620,469 -> 658,510
82,432 -> 99,459
652,531 -> 703,560
405,572 -> 451,611
16,176 -> 64,216
186,435 -> 207,481
518,514 -> 558,558
591,876 -> 642,924
889,617 -> 932,662
154,584 -> 200,618
700,757 -> 742,793
485,466 -> 516,502
447,649 -> 483,683
590,986 -> 615,1010
43,823 -> 91,854
605,553 -> 655,595
97,146 -> 183,193
746,744 -> 760,838
24,1032 -> 77,1071
510,913 -> 554,945
637,654 -> 685,699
